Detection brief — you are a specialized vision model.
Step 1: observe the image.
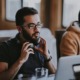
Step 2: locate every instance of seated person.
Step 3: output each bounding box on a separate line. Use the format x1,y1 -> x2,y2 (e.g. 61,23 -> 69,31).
60,11 -> 80,56
0,7 -> 56,80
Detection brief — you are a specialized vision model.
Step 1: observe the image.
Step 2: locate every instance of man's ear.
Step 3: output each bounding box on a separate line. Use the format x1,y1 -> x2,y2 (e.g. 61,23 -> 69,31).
17,26 -> 22,33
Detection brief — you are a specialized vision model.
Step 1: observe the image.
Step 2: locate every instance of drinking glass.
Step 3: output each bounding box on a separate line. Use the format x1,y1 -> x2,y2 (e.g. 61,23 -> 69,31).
35,68 -> 48,80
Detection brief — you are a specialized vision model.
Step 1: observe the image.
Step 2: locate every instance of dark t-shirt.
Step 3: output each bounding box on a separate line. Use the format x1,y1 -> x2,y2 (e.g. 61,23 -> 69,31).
0,34 -> 46,78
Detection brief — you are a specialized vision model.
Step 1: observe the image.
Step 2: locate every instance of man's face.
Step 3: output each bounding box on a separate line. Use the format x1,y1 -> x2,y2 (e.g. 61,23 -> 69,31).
21,14 -> 42,45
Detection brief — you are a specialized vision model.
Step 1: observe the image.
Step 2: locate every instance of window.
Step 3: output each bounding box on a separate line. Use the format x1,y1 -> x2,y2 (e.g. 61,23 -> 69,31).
62,0 -> 80,27
23,0 -> 41,14
6,0 -> 22,21
6,0 -> 41,21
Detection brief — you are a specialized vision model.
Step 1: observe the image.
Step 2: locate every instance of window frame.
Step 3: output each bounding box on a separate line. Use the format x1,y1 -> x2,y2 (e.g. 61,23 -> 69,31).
0,0 -> 41,30
0,0 -> 16,30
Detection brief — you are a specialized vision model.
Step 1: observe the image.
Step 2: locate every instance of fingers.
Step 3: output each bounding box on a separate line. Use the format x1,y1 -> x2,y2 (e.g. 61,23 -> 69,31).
22,42 -> 33,50
34,37 -> 48,56
39,37 -> 47,50
21,42 -> 34,55
26,48 -> 34,54
40,37 -> 46,43
34,46 -> 43,53
22,42 -> 29,50
19,42 -> 34,63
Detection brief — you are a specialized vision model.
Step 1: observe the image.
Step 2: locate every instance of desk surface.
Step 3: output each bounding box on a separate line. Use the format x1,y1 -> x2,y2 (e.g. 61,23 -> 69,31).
14,74 -> 55,80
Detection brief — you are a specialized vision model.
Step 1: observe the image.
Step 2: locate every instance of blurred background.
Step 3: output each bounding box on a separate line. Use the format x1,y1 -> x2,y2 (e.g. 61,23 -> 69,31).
0,0 -> 80,35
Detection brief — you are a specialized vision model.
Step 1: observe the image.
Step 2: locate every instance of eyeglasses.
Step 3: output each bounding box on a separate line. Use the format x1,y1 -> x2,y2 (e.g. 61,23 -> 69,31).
23,22 -> 43,29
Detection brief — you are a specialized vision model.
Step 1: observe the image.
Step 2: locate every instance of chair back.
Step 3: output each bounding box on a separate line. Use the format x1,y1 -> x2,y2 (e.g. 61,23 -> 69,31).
55,29 -> 66,61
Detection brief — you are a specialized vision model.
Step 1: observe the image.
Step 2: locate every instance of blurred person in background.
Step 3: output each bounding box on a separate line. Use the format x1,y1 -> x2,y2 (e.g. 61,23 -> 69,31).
60,11 -> 80,56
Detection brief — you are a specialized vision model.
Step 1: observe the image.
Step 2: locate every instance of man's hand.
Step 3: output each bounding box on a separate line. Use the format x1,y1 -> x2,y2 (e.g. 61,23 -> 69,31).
18,42 -> 34,64
34,37 -> 50,58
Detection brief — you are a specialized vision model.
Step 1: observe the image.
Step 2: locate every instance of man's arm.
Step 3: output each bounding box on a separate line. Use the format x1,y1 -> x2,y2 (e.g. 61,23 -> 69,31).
44,54 -> 56,74
0,42 -> 34,80
0,60 -> 24,80
34,37 -> 56,74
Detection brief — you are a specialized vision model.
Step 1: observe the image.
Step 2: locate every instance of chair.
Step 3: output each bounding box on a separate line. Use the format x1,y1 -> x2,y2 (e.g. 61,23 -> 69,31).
0,30 -> 18,43
55,29 -> 66,61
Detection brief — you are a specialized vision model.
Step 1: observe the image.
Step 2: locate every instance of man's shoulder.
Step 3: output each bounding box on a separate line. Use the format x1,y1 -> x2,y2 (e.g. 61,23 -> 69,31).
0,37 -> 18,48
63,31 -> 78,39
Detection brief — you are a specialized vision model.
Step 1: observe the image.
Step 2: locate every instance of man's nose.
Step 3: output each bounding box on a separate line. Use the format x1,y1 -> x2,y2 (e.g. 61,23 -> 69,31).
34,26 -> 40,31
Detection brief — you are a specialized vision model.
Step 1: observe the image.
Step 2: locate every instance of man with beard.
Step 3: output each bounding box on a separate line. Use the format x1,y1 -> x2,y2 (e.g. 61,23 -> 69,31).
0,7 -> 56,80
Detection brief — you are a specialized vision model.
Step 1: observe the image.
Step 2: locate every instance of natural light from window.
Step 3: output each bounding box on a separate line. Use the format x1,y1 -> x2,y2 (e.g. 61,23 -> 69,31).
6,0 -> 41,21
63,0 -> 80,27
23,0 -> 41,15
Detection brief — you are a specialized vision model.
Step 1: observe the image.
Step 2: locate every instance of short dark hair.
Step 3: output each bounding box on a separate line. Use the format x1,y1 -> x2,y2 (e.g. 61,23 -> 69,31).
15,7 -> 38,26
78,11 -> 80,23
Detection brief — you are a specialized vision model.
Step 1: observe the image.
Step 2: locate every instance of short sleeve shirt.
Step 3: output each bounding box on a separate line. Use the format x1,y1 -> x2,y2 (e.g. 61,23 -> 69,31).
0,33 -> 46,78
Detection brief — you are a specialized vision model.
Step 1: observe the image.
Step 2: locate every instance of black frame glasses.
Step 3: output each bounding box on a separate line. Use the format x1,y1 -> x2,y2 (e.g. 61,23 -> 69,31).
23,22 -> 43,29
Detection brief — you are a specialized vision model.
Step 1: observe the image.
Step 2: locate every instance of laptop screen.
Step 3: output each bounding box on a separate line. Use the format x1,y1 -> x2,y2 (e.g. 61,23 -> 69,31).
54,55 -> 80,80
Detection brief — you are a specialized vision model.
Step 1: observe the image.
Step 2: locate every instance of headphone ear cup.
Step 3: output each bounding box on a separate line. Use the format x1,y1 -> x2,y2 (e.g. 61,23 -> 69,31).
29,44 -> 34,49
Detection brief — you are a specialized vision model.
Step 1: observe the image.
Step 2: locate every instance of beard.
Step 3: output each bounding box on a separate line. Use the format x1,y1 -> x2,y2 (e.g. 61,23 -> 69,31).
22,28 -> 40,45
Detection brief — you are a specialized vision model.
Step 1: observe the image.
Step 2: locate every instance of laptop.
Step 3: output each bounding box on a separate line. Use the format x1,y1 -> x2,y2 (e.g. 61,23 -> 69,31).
54,55 -> 80,80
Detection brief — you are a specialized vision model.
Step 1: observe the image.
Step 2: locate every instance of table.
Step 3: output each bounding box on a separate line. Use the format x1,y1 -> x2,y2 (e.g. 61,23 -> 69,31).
14,74 -> 55,80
